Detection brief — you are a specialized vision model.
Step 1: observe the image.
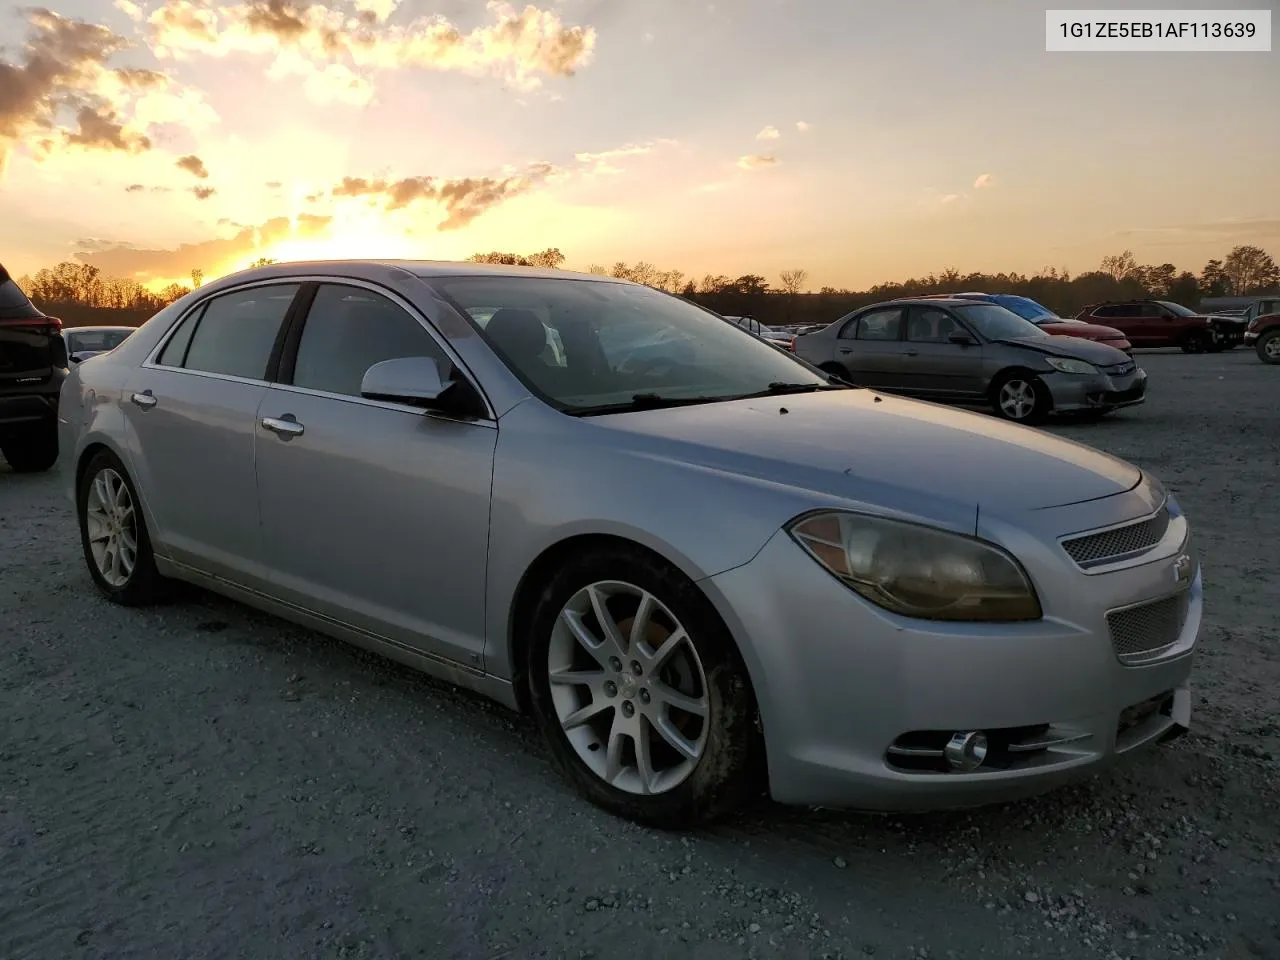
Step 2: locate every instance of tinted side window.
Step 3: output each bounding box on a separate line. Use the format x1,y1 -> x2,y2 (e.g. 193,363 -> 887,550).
1260,300 -> 1279,316
1139,303 -> 1166,317
1091,305 -> 1119,318
181,285 -> 298,379
906,307 -> 961,343
291,284 -> 450,398
854,308 -> 903,341
156,307 -> 203,367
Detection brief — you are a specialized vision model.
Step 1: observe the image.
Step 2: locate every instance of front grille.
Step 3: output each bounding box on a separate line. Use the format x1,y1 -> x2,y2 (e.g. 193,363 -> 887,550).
1102,361 -> 1136,375
1062,507 -> 1169,568
1107,593 -> 1189,664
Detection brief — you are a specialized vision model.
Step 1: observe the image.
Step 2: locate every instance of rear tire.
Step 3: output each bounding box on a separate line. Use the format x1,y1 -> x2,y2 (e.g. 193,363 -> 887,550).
1256,330 -> 1280,365
990,371 -> 1050,424
524,544 -> 761,829
76,449 -> 170,606
1,430 -> 59,473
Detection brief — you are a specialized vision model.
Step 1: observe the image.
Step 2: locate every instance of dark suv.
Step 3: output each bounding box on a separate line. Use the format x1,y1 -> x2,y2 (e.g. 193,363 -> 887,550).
1075,299 -> 1246,353
0,263 -> 67,472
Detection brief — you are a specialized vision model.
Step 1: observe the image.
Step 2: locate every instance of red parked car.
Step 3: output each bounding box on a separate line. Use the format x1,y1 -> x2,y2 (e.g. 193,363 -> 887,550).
912,293 -> 1133,353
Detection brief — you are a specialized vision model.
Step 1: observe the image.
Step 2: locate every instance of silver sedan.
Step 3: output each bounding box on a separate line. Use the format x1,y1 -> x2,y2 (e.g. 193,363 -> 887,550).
58,260 -> 1202,827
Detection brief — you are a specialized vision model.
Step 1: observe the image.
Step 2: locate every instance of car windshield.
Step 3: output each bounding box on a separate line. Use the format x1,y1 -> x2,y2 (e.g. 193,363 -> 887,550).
432,276 -> 833,413
993,295 -> 1056,322
953,303 -> 1050,340
1158,301 -> 1198,317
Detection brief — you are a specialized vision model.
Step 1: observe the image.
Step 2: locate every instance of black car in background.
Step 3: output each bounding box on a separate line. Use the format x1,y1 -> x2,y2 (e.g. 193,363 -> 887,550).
0,263 -> 66,472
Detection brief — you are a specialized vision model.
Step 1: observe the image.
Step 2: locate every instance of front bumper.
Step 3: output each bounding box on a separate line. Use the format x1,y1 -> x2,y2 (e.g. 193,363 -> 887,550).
702,513 -> 1199,811
1244,331 -> 1258,345
1044,368 -> 1147,412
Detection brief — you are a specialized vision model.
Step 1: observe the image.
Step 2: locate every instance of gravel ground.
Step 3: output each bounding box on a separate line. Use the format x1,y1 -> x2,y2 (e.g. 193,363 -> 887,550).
2,350 -> 1277,960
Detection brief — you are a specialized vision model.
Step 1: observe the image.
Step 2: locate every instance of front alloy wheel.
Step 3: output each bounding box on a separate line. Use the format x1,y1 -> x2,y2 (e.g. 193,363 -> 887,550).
549,581 -> 710,796
526,546 -> 760,828
992,374 -> 1048,423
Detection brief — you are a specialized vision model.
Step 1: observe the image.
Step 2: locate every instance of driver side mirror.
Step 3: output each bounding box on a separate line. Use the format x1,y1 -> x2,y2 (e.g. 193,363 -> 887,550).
948,333 -> 975,346
360,356 -> 455,407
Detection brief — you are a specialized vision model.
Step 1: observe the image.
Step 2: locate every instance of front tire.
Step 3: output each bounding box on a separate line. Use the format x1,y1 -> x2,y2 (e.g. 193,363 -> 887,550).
1256,330 -> 1280,365
1181,330 -> 1211,354
1,430 -> 59,473
991,371 -> 1050,424
525,544 -> 760,828
77,449 -> 169,605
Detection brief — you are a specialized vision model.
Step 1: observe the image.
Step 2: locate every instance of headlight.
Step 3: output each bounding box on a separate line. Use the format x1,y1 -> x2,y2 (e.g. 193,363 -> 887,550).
1044,356 -> 1098,375
788,512 -> 1042,622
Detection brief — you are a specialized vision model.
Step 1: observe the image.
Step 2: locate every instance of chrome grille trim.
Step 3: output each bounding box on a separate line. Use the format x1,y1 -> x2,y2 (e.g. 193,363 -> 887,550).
1061,504 -> 1170,569
1106,591 -> 1190,665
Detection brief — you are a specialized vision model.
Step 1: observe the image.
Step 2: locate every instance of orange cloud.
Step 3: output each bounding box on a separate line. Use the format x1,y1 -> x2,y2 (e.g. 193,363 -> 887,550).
142,0 -> 598,103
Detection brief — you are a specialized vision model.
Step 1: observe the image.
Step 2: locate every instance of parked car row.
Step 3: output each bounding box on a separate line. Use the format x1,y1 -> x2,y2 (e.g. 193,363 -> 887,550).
791,296 -> 1145,424
50,258 -> 1201,829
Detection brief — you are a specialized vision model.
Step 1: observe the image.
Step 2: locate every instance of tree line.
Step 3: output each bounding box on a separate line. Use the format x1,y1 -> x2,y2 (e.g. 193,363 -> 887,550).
14,244 -> 1278,329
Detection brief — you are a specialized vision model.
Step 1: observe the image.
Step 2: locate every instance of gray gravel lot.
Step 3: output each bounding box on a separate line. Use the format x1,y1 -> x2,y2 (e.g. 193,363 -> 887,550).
2,350 -> 1277,960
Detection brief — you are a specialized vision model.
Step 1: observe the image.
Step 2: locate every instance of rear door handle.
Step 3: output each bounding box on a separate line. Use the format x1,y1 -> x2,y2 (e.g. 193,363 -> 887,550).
130,390 -> 157,409
261,415 -> 305,438
905,350 -> 919,357
838,347 -> 852,354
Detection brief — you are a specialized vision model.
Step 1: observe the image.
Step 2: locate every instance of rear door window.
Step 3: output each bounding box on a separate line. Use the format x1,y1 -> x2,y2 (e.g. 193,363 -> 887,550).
160,284 -> 299,380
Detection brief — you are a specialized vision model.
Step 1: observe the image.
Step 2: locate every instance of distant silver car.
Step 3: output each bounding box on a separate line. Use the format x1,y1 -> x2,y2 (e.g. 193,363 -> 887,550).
794,298 -> 1146,423
59,260 -> 1201,827
63,325 -> 135,364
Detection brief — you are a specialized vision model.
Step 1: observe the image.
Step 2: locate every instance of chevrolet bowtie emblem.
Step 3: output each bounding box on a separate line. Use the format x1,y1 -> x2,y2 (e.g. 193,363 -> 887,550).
1173,554 -> 1193,584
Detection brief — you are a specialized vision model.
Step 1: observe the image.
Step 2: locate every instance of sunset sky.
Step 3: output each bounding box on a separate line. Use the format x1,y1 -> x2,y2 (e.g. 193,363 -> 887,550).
2,0 -> 1277,291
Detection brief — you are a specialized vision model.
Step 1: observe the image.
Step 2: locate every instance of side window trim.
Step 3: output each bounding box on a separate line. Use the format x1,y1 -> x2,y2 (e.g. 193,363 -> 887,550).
270,282 -> 319,384
856,307 -> 904,342
144,280 -> 306,383
273,277 -> 496,421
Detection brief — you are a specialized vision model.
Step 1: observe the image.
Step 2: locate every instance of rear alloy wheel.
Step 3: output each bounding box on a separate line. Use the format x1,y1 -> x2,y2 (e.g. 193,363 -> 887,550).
991,372 -> 1050,424
1,431 -> 59,473
77,450 -> 169,605
526,546 -> 759,828
1181,331 -> 1211,354
1257,330 -> 1280,365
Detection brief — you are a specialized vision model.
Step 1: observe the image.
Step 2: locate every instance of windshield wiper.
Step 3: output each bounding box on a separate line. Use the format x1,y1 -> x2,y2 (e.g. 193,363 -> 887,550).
567,393 -> 729,416
737,381 -> 852,398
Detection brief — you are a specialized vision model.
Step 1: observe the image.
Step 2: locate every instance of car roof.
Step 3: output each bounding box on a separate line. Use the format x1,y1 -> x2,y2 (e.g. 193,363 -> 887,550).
885,297 -> 986,306
212,259 -> 616,285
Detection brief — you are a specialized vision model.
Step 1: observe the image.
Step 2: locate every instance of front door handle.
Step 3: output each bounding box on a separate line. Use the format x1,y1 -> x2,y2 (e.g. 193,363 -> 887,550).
905,350 -> 919,357
130,390 -> 157,409
838,347 -> 852,354
261,415 -> 305,439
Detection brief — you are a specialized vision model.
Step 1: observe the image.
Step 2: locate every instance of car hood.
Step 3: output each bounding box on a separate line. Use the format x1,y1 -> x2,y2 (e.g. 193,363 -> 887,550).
595,388 -> 1141,514
1039,319 -> 1127,340
994,335 -> 1130,365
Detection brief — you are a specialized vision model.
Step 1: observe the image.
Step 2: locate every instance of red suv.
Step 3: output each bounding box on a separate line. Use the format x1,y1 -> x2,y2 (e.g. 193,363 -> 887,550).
1242,297 -> 1280,364
1075,300 -> 1245,353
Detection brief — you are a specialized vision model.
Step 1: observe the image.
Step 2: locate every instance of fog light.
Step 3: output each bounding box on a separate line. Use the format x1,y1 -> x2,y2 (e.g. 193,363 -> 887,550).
944,731 -> 988,771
